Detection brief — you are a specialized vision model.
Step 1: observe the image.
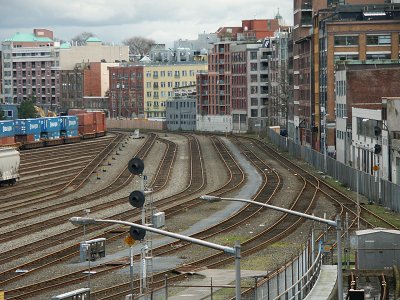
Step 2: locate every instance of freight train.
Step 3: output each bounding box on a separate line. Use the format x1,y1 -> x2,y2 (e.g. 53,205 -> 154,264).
0,110 -> 106,150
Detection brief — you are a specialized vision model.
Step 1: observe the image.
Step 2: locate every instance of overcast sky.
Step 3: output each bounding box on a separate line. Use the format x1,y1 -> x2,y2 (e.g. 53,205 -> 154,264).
0,0 -> 293,47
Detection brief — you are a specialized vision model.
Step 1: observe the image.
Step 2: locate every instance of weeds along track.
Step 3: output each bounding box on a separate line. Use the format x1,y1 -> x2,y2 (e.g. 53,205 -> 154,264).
244,137 -> 399,230
0,134 -> 158,279
88,136 -> 323,300
3,134 -> 244,299
0,134 -> 126,206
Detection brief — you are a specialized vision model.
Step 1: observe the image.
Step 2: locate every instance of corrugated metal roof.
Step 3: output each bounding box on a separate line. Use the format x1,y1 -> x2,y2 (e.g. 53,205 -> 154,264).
5,33 -> 53,43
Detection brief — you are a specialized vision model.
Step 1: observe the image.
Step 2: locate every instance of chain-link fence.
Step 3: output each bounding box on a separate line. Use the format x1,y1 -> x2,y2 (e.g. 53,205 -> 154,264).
268,129 -> 400,213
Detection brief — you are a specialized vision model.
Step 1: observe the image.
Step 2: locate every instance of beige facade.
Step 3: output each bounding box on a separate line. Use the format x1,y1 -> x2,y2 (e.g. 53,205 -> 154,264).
60,41 -> 129,70
143,63 -> 207,118
100,63 -> 118,97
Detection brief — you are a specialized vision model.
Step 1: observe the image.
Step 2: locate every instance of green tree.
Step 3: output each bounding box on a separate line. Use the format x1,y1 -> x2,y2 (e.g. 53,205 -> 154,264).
18,99 -> 37,119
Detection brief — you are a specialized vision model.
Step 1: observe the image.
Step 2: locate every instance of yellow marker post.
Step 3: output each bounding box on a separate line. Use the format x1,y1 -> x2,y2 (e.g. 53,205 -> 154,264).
124,235 -> 135,247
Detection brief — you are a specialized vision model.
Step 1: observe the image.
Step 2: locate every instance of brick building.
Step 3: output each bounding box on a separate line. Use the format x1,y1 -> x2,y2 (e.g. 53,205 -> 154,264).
1,29 -> 60,113
335,62 -> 400,172
314,4 -> 400,155
108,62 -> 207,119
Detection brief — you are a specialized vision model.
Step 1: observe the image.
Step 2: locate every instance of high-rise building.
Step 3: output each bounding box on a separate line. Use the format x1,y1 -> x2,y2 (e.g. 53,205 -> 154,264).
1,29 -> 60,113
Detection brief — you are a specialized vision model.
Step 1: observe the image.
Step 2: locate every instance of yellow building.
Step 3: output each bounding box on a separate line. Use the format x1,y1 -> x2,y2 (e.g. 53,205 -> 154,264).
143,63 -> 207,118
109,62 -> 207,118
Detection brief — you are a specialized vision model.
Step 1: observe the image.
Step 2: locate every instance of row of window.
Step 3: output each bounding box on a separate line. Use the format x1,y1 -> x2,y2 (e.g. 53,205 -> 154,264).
336,80 -> 346,97
166,101 -> 196,108
336,103 -> 347,118
166,121 -> 196,125
334,34 -> 394,46
168,114 -> 196,119
145,70 -> 197,78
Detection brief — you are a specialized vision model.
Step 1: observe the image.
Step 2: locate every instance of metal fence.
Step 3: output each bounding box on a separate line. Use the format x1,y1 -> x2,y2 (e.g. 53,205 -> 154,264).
152,232 -> 325,300
253,240 -> 322,300
268,129 -> 400,212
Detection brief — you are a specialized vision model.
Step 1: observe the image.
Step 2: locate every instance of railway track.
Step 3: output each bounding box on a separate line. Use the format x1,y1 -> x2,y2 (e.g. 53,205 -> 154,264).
2,134 -> 243,299
5,134 -> 394,299
0,134 -> 125,205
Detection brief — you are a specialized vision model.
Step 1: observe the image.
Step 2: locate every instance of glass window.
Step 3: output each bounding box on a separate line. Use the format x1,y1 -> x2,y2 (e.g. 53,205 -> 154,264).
366,53 -> 391,60
334,35 -> 359,46
250,51 -> 257,60
366,35 -> 391,45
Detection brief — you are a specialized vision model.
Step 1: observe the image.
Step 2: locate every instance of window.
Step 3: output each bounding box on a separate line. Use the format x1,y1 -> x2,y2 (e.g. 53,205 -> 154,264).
251,98 -> 258,106
250,63 -> 258,71
146,71 -> 151,77
153,71 -> 158,78
161,82 -> 165,88
251,75 -> 258,82
334,54 -> 359,61
147,92 -> 152,97
250,51 -> 257,60
366,35 -> 391,45
167,71 -> 173,77
160,71 -> 165,77
366,53 -> 391,60
146,82 -> 151,88
334,35 -> 359,46
251,109 -> 258,117
250,86 -> 258,94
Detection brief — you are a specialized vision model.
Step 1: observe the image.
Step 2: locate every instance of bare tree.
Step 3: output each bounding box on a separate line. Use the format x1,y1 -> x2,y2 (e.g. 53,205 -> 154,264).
123,36 -> 155,57
72,32 -> 96,46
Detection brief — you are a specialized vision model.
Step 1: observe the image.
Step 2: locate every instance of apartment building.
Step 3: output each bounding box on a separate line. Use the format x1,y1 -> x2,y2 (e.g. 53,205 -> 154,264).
196,40 -> 275,133
292,0 -> 388,148
60,62 -> 118,113
314,4 -> 400,156
1,29 -> 60,113
108,62 -> 207,119
268,30 -> 292,130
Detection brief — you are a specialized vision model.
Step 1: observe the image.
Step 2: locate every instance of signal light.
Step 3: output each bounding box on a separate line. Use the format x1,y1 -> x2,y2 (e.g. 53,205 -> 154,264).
129,190 -> 145,208
374,144 -> 382,154
128,157 -> 144,175
374,126 -> 382,136
129,226 -> 146,240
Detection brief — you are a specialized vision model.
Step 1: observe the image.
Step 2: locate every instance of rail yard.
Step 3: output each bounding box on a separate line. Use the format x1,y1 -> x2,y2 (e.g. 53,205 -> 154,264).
0,131 -> 398,299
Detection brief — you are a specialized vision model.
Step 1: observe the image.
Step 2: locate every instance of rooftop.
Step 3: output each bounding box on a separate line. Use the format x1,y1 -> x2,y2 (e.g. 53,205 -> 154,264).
5,32 -> 53,43
86,37 -> 102,43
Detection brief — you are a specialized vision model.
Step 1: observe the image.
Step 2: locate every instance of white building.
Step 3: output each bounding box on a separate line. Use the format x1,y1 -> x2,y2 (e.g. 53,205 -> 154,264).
351,107 -> 387,181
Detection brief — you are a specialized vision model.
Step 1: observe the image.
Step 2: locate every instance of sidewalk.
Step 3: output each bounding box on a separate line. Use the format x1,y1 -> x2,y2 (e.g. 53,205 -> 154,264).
168,269 -> 266,299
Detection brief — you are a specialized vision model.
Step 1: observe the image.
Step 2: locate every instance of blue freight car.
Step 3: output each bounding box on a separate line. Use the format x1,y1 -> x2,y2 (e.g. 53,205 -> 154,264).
14,119 -> 42,135
42,117 -> 62,132
61,116 -> 78,131
0,120 -> 15,137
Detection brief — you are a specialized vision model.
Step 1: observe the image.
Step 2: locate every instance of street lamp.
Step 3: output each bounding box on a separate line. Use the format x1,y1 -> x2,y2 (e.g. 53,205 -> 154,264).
70,217 -> 242,300
200,195 -> 343,300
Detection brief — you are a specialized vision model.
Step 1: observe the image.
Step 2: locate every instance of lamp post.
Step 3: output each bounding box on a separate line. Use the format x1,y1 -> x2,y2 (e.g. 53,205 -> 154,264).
70,217 -> 242,300
382,121 -> 392,182
200,195 -> 343,300
117,82 -> 124,119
